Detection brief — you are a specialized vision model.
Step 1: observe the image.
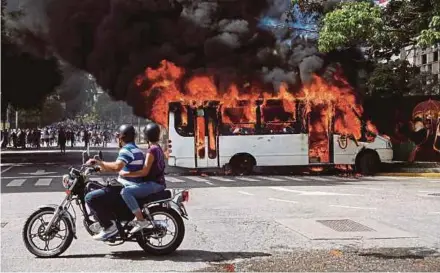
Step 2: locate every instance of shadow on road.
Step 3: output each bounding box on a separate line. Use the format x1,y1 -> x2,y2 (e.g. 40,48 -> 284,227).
58,249 -> 271,262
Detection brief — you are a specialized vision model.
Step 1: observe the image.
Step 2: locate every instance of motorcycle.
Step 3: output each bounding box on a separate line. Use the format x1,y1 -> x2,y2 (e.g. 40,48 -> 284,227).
22,151 -> 189,258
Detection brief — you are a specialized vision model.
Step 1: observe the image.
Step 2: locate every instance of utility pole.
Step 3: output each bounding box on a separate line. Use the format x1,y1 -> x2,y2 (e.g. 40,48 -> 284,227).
15,110 -> 18,129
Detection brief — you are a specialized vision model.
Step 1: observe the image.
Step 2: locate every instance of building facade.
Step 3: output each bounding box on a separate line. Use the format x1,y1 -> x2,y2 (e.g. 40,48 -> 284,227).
400,44 -> 440,80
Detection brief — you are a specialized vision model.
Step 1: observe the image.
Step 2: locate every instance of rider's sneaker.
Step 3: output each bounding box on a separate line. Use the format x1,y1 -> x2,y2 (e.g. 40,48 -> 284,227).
129,219 -> 150,234
92,221 -> 118,241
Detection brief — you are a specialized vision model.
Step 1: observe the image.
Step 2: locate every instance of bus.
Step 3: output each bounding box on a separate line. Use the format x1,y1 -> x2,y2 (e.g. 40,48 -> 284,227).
166,100 -> 393,175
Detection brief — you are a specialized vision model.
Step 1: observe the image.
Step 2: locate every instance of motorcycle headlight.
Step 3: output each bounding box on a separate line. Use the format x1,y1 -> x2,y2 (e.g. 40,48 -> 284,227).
62,174 -> 74,189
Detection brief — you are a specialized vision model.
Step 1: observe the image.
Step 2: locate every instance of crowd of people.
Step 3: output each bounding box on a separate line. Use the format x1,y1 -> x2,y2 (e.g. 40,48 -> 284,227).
1,122 -> 115,152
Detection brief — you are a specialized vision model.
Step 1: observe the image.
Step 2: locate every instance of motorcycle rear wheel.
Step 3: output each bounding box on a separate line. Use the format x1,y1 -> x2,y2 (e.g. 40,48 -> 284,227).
136,206 -> 185,255
22,207 -> 74,258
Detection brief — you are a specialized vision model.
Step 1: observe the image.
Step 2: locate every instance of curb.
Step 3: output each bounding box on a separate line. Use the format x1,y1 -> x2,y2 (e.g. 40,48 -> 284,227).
376,173 -> 440,178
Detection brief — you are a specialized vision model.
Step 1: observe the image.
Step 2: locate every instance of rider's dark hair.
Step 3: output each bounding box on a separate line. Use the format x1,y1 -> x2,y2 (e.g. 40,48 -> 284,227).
118,124 -> 136,143
145,122 -> 161,143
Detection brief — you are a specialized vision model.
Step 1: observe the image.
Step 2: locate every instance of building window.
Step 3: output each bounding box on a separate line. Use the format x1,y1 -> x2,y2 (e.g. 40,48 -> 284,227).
422,54 -> 427,64
434,51 -> 439,62
428,64 -> 432,73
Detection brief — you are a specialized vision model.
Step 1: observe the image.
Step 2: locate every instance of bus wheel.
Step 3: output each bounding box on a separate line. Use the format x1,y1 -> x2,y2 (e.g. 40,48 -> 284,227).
357,151 -> 380,175
230,154 -> 255,175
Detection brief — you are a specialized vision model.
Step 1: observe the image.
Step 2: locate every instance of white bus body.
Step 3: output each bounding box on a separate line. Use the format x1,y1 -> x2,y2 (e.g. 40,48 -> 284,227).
167,104 -> 393,174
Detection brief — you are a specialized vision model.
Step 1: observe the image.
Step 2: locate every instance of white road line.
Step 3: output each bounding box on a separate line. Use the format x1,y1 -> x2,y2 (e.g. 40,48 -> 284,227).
238,191 -> 254,196
269,186 -> 361,196
268,198 -> 298,204
6,179 -> 26,187
35,178 -> 53,186
254,176 -> 285,182
280,176 -> 305,181
183,176 -> 209,182
428,212 -> 440,215
351,186 -> 383,191
209,177 -> 234,182
429,180 -> 440,183
204,181 -> 215,186
235,177 -> 260,182
330,205 -> 377,210
165,177 -> 185,183
2,175 -> 61,179
311,177 -> 331,182
1,166 -> 13,174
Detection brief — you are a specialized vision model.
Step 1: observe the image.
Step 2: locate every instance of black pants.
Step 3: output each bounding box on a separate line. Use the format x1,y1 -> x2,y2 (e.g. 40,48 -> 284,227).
84,186 -> 131,229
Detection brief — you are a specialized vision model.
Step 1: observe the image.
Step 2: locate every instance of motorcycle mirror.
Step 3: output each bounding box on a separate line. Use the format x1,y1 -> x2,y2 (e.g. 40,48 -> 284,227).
99,151 -> 103,161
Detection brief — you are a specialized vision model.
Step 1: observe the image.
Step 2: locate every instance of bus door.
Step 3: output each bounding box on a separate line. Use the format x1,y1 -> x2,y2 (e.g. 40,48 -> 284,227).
194,103 -> 220,168
307,106 -> 334,164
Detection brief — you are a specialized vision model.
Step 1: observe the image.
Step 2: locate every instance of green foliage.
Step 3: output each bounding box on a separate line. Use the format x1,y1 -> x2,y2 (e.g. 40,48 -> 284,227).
366,60 -> 439,97
318,2 -> 383,52
318,0 -> 440,58
417,16 -> 440,47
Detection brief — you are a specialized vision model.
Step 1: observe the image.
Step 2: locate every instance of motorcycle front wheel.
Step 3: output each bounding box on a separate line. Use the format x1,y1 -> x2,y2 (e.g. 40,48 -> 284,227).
136,206 -> 185,255
22,207 -> 74,258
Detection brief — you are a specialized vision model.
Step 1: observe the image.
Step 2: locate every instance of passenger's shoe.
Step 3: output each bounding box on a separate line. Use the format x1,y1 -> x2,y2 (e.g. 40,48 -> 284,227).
129,220 -> 150,234
92,221 -> 118,241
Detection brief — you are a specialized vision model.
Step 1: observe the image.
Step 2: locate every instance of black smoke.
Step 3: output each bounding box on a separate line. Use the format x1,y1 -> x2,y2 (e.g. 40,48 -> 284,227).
41,0 -> 364,119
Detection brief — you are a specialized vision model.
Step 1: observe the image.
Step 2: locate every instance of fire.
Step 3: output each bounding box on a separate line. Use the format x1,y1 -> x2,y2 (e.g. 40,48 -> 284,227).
136,60 -> 376,162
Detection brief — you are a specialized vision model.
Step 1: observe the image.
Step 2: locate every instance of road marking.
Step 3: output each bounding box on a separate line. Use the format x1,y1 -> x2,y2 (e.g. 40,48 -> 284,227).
35,178 -> 53,186
6,179 -> 26,187
165,177 -> 185,183
1,166 -> 13,174
268,198 -> 298,204
2,175 -> 61,179
235,177 -> 260,182
204,181 -> 215,186
209,177 -> 234,182
238,191 -> 254,196
183,176 -> 209,182
330,205 -> 377,210
351,186 -> 383,191
428,212 -> 440,215
429,180 -> 440,183
280,176 -> 304,181
311,177 -> 331,182
254,176 -> 285,182
19,170 -> 58,176
268,186 -> 360,196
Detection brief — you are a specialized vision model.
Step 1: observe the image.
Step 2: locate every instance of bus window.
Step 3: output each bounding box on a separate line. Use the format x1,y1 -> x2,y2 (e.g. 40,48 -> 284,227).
172,104 -> 194,137
261,104 -> 300,135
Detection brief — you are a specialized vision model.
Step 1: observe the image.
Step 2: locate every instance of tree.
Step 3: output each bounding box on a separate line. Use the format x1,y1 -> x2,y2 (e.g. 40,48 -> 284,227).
318,2 -> 383,53
365,59 -> 433,97
318,0 -> 440,58
418,16 -> 440,47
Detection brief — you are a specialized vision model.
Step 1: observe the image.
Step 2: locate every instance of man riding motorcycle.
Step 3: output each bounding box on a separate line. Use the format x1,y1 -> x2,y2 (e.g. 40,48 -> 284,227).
84,124 -> 147,240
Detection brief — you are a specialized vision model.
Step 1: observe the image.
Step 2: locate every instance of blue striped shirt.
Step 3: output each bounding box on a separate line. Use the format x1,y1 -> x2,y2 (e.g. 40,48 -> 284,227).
116,142 -> 145,186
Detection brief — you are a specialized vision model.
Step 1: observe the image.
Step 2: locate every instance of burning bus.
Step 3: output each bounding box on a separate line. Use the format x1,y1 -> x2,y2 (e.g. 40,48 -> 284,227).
136,60 -> 392,174
166,98 -> 393,175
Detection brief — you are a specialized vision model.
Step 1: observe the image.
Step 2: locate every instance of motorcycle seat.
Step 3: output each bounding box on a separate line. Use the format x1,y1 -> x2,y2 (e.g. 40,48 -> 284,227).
137,190 -> 172,205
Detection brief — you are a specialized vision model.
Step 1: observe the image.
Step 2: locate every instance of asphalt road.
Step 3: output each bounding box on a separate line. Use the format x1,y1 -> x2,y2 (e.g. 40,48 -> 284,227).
1,162 -> 440,271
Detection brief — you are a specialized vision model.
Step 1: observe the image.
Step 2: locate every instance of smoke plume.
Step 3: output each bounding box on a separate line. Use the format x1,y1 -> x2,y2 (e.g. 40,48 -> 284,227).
38,0 -> 363,119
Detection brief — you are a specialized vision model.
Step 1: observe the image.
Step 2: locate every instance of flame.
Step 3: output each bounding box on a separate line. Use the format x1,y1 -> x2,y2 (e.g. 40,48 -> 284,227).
137,60 -> 377,163
196,115 -> 205,159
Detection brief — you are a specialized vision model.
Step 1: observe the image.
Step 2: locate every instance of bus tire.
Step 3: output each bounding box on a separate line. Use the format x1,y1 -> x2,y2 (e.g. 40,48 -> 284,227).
230,154 -> 255,175
356,150 -> 380,175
